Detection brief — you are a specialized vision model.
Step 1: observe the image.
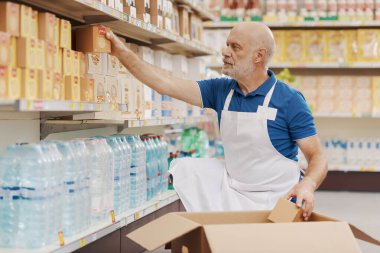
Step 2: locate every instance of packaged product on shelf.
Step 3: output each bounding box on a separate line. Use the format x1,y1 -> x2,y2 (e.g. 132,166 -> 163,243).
327,0 -> 338,20
316,0 -> 328,20
89,73 -> 106,103
86,52 -> 106,74
21,68 -> 38,99
107,54 -> 120,76
36,40 -> 45,70
247,0 -> 263,21
172,55 -> 188,118
138,46 -> 154,118
16,37 -> 36,68
10,37 -> 16,67
119,75 -> 135,117
150,0 -> 163,28
52,72 -> 64,100
38,12 -> 55,43
136,0 -> 151,23
115,0 -> 124,12
106,75 -> 119,104
53,17 -> 60,46
45,42 -> 55,70
30,10 -> 38,39
54,46 -> 62,73
178,5 -> 191,39
107,0 -> 115,8
134,78 -> 145,119
79,51 -> 86,76
358,29 -> 379,62
59,19 -> 72,49
38,70 -> 53,100
316,76 -> 336,114
62,48 -> 72,75
0,67 -> 21,99
123,0 -> 137,18
305,30 -> 326,62
334,76 -> 354,114
325,30 -> 347,63
0,32 -> 11,66
271,30 -> 284,63
284,31 -> 305,62
189,11 -> 197,41
286,0 -> 298,21
353,76 -> 372,116
299,76 -> 318,101
171,2 -> 178,34
20,5 -> 32,38
372,76 -> 380,115
80,76 -> 94,102
75,25 -> 111,53
72,51 -> 81,76
195,16 -> 203,42
346,29 -> 358,63
235,0 -> 245,20
64,75 -> 81,101
0,1 -> 20,36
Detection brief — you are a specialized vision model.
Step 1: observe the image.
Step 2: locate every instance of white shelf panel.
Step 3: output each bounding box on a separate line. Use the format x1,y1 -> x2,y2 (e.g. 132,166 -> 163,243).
0,191 -> 179,253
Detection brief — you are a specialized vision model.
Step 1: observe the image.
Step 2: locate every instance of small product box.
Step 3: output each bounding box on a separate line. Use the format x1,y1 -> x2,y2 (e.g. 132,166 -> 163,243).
79,52 -> 86,76
284,31 -> 305,62
72,51 -> 80,76
150,0 -> 163,28
21,68 -> 38,99
115,0 -> 124,12
36,40 -> 46,70
107,54 -> 120,76
10,37 -> 16,68
75,25 -> 111,53
52,72 -> 64,100
136,0 -> 151,23
124,0 -> 137,18
38,70 -> 53,100
106,75 -> 119,104
326,30 -> 347,63
0,1 -> 20,36
62,48 -> 72,75
0,67 -> 21,99
86,53 -> 106,74
20,5 -> 32,38
59,19 -> 72,49
64,75 -> 81,101
17,37 -> 37,68
53,17 -> 60,46
178,5 -> 190,39
54,46 -> 62,73
271,31 -> 284,63
30,10 -> 38,39
38,12 -> 56,43
45,42 -> 55,70
119,75 -> 134,114
88,73 -> 106,103
0,32 -> 11,67
358,29 -> 380,62
80,76 -> 94,102
304,30 -> 326,62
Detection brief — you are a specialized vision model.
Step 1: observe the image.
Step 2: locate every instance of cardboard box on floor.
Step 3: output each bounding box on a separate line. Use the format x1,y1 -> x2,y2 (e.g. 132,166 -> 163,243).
127,198 -> 380,253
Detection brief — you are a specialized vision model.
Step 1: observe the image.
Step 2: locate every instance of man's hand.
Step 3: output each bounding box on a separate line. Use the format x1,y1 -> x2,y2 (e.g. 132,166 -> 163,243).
285,177 -> 317,221
106,30 -> 131,58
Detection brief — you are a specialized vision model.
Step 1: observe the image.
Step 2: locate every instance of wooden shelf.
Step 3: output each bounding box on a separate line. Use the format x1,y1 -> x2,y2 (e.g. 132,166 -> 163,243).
174,0 -> 216,21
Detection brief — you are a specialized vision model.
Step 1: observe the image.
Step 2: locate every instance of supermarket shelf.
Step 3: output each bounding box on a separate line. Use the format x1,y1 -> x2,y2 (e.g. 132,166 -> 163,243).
174,0 -> 216,21
319,171 -> 380,192
203,20 -> 380,29
14,0 -> 216,57
328,164 -> 380,172
0,191 -> 179,253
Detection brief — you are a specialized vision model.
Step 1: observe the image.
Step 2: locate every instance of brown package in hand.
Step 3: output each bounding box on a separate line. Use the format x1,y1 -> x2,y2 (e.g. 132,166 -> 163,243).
75,25 -> 111,53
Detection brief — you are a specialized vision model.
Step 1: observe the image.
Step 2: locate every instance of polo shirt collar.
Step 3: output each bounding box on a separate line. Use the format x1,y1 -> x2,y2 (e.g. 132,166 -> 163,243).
232,70 -> 277,97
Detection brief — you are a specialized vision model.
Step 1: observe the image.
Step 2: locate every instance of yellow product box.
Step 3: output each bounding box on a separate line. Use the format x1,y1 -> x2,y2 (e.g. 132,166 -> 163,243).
318,76 -> 336,99
79,52 -> 86,76
0,32 -> 11,67
38,12 -> 56,43
336,76 -> 354,100
30,10 -> 38,39
54,46 -> 62,73
304,30 -> 326,62
346,30 -> 358,63
0,67 -> 21,99
16,37 -> 37,68
72,51 -> 80,76
10,37 -> 16,68
59,19 -> 72,49
88,73 -> 106,103
36,40 -> 45,70
271,30 -> 285,63
0,1 -> 20,36
357,29 -> 379,62
86,53 -> 106,74
106,75 -> 119,104
354,76 -> 372,99
178,5 -> 190,39
64,75 -> 80,101
326,30 -> 348,63
284,31 -> 305,62
52,72 -> 64,100
53,17 -> 60,46
80,76 -> 94,102
38,70 -> 53,100
62,48 -> 72,75
21,68 -> 38,99
45,42 -> 55,70
20,5 -> 32,38
75,25 -> 111,53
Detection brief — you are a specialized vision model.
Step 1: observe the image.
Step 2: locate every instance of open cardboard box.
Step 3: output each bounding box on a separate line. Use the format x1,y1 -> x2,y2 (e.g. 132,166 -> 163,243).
127,198 -> 380,253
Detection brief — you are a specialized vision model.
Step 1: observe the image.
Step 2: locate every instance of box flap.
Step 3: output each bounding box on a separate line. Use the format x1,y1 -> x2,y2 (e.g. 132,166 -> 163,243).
267,197 -> 303,223
176,210 -> 270,224
349,224 -> 380,246
203,222 -> 361,253
126,213 -> 201,251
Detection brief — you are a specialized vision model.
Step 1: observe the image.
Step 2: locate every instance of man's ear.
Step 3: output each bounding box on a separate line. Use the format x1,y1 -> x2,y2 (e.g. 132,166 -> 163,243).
255,48 -> 267,63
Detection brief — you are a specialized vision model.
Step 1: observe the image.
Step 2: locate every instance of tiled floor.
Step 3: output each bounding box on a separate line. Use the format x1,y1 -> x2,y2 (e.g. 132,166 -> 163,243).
148,191 -> 380,253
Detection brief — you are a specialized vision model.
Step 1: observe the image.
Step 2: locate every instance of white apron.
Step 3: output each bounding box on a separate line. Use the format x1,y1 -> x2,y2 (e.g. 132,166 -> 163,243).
169,80 -> 300,211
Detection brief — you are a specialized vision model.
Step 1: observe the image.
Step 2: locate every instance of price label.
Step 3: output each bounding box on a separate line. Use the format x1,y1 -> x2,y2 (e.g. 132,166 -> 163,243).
154,203 -> 159,210
97,103 -> 102,110
110,210 -> 116,223
58,231 -> 65,246
80,238 -> 86,247
26,100 -> 32,110
79,103 -> 84,110
70,103 -> 75,110
134,211 -> 141,220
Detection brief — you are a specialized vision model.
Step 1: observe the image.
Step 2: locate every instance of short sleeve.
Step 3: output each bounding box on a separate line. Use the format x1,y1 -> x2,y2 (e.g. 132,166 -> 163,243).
287,91 -> 317,141
197,78 -> 221,110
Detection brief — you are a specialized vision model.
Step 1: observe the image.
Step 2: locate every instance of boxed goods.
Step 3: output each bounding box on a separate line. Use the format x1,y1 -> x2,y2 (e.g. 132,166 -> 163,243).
59,19 -> 72,49
0,1 -> 20,36
86,53 -> 106,74
107,54 -> 120,76
53,17 -> 60,46
304,30 -> 326,62
45,42 -> 55,70
64,75 -> 81,101
347,30 -> 358,63
75,25 -> 111,53
106,75 -> 119,104
119,75 -> 135,117
150,0 -> 163,28
20,5 -> 32,38
0,32 -> 11,66
10,37 -> 16,68
136,0 -> 151,23
326,30 -> 348,63
357,29 -> 379,62
21,68 -> 38,99
72,51 -> 80,76
372,77 -> 380,115
80,76 -> 94,102
284,31 -> 305,62
54,46 -> 62,73
38,70 -> 53,100
124,0 -> 137,18
178,5 -> 190,39
16,37 -> 37,68
62,48 -> 72,75
30,10 -> 38,39
88,73 -> 106,103
0,67 -> 21,99
353,76 -> 372,116
36,40 -> 45,70
52,72 -> 64,100
38,12 -> 56,43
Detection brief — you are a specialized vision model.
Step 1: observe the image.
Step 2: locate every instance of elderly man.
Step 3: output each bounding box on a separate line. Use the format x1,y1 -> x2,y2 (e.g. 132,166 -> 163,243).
106,22 -> 328,220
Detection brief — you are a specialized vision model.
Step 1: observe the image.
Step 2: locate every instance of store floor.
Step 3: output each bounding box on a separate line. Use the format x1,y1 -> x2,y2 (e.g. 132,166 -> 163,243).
147,191 -> 380,253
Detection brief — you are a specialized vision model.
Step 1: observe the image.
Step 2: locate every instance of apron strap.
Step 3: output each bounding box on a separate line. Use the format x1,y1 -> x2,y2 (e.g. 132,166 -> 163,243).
223,89 -> 235,111
263,79 -> 277,108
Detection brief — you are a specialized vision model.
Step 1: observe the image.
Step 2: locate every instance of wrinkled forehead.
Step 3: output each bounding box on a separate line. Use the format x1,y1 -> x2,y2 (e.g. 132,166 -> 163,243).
227,27 -> 256,48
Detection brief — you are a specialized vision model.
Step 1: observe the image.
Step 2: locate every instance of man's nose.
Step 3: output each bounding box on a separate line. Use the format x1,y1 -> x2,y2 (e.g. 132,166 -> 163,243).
222,47 -> 231,57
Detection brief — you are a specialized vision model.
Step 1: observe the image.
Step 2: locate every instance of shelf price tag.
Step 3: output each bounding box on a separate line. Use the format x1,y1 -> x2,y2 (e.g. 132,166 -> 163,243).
80,238 -> 86,247
70,102 -> 75,110
58,231 -> 65,246
154,203 -> 159,210
110,210 -> 116,223
26,100 -> 32,110
97,103 -> 102,110
134,211 -> 141,220
79,103 -> 84,110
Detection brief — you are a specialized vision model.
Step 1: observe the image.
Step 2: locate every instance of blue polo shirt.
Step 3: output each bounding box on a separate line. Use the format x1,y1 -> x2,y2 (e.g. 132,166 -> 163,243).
197,70 -> 317,161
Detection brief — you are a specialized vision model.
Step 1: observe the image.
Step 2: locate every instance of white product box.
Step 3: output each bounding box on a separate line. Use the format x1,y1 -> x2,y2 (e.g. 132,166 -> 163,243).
88,73 -> 106,103
106,75 -> 119,104
86,53 -> 107,74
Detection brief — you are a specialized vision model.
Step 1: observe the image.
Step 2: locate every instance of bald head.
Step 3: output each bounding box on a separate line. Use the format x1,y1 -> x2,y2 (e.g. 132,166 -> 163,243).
230,22 -> 275,65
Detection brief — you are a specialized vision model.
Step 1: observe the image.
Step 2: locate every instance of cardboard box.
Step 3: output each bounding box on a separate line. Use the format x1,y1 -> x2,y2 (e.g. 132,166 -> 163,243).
86,53 -> 106,74
119,75 -> 133,113
189,11 -> 197,41
38,70 -> 53,100
358,29 -> 380,62
52,72 -> 64,100
75,25 -> 111,53
326,30 -> 348,62
53,17 -> 60,46
79,52 -> 86,76
106,75 -> 119,103
30,10 -> 38,39
80,76 -> 94,102
72,50 -> 80,76
305,30 -> 326,62
127,198 -> 380,253
59,19 -> 72,49
88,73 -> 106,103
36,40 -> 45,70
16,37 -> 37,68
45,42 -> 55,70
123,0 -> 137,18
285,31 -> 305,62
170,2 -> 178,34
0,67 -> 21,99
64,75 -> 80,101
136,0 -> 150,23
62,48 -> 72,75
21,68 -> 38,99
54,46 -> 62,73
20,5 -> 32,38
0,32 -> 11,67
178,5 -> 190,39
38,12 -> 56,43
0,2 -> 20,36
150,0 -> 163,27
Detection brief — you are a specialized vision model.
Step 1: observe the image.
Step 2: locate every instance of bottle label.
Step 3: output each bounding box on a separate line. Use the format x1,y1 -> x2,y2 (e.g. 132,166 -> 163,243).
58,231 -> 65,246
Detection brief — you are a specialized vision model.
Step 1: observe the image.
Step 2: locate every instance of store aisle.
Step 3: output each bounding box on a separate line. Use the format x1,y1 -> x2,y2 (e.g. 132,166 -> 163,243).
148,191 -> 380,253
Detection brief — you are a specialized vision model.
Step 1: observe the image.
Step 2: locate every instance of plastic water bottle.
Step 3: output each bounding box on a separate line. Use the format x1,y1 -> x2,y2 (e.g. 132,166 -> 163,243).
141,137 -> 152,201
137,136 -> 147,205
148,137 -> 159,197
